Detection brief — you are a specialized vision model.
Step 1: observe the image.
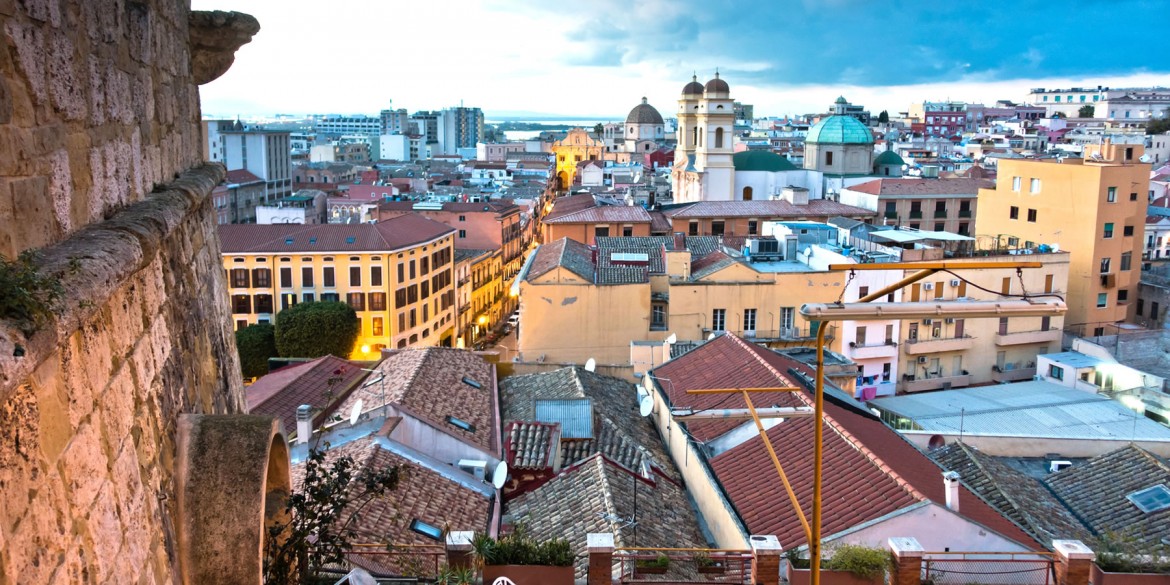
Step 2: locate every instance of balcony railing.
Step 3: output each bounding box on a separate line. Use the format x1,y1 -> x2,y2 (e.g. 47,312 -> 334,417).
901,373 -> 972,393
994,329 -> 1061,346
848,340 -> 898,359
614,548 -> 753,584
934,210 -> 948,218
904,335 -> 975,354
884,211 -> 899,219
716,325 -> 837,342
909,210 -> 924,219
959,209 -> 972,218
991,364 -> 1036,383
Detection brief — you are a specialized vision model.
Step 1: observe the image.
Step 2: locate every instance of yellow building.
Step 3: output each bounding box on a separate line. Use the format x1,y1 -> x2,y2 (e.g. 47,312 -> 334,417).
454,248 -> 504,347
514,236 -> 844,366
976,142 -> 1149,335
218,215 -> 457,359
551,128 -> 608,189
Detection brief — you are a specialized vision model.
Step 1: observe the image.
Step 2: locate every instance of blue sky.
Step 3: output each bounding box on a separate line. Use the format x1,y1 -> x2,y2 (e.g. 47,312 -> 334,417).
194,0 -> 1167,120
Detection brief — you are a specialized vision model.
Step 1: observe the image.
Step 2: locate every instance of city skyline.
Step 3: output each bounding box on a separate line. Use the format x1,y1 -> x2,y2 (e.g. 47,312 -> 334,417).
194,0 -> 1168,120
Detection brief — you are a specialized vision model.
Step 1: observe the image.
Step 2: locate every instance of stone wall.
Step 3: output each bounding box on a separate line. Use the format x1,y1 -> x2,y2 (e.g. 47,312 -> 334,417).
0,1 -> 255,583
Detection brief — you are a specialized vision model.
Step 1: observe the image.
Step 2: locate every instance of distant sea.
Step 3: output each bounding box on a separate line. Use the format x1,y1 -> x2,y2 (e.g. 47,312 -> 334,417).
490,119 -> 614,142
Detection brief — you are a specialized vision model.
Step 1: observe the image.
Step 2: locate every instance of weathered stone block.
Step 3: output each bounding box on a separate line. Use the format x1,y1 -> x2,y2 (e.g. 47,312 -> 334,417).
99,365 -> 136,448
59,419 -> 109,510
9,175 -> 53,250
87,486 -> 125,583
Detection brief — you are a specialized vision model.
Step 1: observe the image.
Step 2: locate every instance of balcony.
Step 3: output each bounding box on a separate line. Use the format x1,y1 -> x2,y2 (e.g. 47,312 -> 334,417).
959,209 -> 972,218
994,329 -> 1060,346
848,340 -> 898,359
909,210 -> 923,219
991,364 -> 1036,383
884,211 -> 899,219
904,335 -> 975,355
902,373 -> 971,393
933,210 -> 948,218
717,325 -> 836,342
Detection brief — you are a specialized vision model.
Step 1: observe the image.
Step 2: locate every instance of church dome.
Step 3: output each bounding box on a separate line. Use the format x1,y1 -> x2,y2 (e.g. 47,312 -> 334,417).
733,150 -> 798,172
626,97 -> 664,125
705,72 -> 729,94
682,75 -> 704,96
806,115 -> 874,145
873,150 -> 905,167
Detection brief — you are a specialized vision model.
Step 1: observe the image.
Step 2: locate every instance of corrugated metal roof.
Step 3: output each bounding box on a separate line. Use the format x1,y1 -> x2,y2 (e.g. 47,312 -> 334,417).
534,398 -> 593,439
871,382 -> 1170,440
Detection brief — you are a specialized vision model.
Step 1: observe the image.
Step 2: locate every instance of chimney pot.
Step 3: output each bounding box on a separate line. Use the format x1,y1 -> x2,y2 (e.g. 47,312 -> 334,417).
942,470 -> 961,512
296,404 -> 313,445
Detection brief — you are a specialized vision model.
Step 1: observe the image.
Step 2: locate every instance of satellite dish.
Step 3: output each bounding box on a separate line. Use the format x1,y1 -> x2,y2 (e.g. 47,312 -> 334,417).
707,333 -> 716,340
665,333 -> 677,344
491,461 -> 508,489
1140,154 -> 1153,163
349,399 -> 364,426
585,358 -> 596,372
639,395 -> 654,417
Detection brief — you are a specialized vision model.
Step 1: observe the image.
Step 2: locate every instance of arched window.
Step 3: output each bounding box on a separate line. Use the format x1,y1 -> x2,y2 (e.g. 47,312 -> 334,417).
742,186 -> 753,201
715,127 -> 724,148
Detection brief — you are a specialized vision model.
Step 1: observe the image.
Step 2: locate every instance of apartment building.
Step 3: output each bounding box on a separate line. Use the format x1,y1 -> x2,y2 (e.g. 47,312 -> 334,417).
840,178 -> 988,236
218,216 -> 457,358
205,120 -> 294,201
454,248 -> 504,348
977,142 -> 1150,334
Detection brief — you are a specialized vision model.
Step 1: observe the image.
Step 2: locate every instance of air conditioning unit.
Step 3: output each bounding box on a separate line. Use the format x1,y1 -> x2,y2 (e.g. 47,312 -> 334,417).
923,283 -> 935,291
456,459 -> 488,481
944,318 -> 955,324
922,318 -> 934,325
950,279 -> 961,287
917,356 -> 929,364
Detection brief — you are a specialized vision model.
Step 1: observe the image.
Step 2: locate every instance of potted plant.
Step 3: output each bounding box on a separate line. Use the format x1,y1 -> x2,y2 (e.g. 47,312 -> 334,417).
1091,532 -> 1170,584
434,565 -> 475,585
472,528 -> 575,585
693,551 -> 725,574
785,544 -> 890,585
635,553 -> 670,575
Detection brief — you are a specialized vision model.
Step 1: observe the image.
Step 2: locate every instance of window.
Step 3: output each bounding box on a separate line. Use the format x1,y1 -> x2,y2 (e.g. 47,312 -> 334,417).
688,221 -> 699,236
300,266 -> 314,287
397,263 -> 405,282
652,305 -> 665,327
1131,192 -> 1138,201
855,326 -> 867,346
323,267 -> 335,287
409,261 -> 416,279
349,266 -> 362,287
712,308 -> 726,332
825,151 -> 833,165
779,307 -> 795,331
1119,289 -> 1129,303
254,294 -> 273,313
1030,178 -> 1041,193
1049,365 -> 1064,380
1012,176 -> 1021,191
715,127 -> 724,148
1124,225 -> 1134,237
711,221 -> 725,236
622,226 -> 633,237
1138,298 -> 1145,316
251,268 -> 271,287
594,226 -> 609,239
409,519 -> 444,541
1101,257 -> 1111,273
958,222 -> 969,236
1097,293 -> 1108,308
369,292 -> 387,311
458,229 -> 467,238
421,257 -> 429,275
744,308 -> 757,333
371,266 -> 382,287
280,293 -> 297,310
279,267 -> 293,288
321,292 -> 340,303
1121,252 -> 1132,271
1104,223 -> 1114,238
372,317 -> 383,336
395,289 -> 407,308
743,186 -> 753,201
1126,485 -> 1170,513
1041,316 -> 1051,331
1154,302 -> 1161,320
302,292 -> 315,303
748,220 -> 758,235
230,269 -> 250,288
934,223 -> 944,231
445,415 -> 476,433
1027,209 -> 1037,222
231,294 -> 251,314
1107,187 -> 1117,202
1009,206 -> 1019,220
458,215 -> 466,222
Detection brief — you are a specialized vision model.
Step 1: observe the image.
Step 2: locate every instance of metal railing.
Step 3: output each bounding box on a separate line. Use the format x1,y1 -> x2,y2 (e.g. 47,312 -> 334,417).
614,548 -> 753,584
921,551 -> 1057,585
717,325 -> 836,342
335,544 -> 446,580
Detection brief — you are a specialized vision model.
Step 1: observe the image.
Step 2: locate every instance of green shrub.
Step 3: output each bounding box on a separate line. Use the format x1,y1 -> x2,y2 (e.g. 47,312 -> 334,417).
274,301 -> 359,359
236,322 -> 277,378
823,543 -> 891,580
635,553 -> 670,569
471,527 -> 575,567
0,250 -> 65,335
1094,531 -> 1170,574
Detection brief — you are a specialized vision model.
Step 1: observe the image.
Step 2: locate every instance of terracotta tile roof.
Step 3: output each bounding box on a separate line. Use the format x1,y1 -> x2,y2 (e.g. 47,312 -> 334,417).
338,184 -> 398,201
377,200 -> 520,215
846,178 -> 993,196
689,250 -> 739,280
1045,445 -> 1170,547
930,443 -> 1092,546
225,169 -> 264,184
595,240 -> 666,275
542,204 -> 652,225
500,367 -> 675,479
648,210 -> 673,233
503,455 -> 706,580
334,348 -> 498,453
246,356 -> 368,437
218,214 -> 454,253
650,334 -> 1040,549
526,238 -> 596,282
292,436 -> 493,545
664,200 -> 876,219
454,248 -> 493,264
505,421 -> 558,470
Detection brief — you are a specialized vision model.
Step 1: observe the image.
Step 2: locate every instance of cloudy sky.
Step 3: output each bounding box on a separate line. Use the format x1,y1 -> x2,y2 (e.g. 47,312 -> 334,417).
194,0 -> 1167,121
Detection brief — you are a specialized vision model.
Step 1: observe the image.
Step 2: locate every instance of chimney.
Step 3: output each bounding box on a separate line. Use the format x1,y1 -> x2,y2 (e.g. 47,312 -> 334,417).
296,404 -> 313,445
942,471 -> 961,512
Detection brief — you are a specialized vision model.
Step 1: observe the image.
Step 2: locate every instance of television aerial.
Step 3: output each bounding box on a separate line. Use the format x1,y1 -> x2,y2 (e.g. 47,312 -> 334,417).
349,399 -> 364,426
491,461 -> 508,489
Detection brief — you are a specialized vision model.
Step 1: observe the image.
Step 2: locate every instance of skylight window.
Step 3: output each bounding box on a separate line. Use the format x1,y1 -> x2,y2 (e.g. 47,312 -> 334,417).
410,519 -> 443,541
346,237 -> 356,244
309,237 -> 317,244
446,415 -> 476,433
462,376 -> 482,389
284,238 -> 294,245
1127,485 -> 1170,513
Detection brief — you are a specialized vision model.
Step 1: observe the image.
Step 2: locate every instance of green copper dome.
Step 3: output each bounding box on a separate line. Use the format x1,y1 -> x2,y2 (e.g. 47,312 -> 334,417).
733,150 -> 798,172
873,150 -> 905,166
806,115 -> 874,145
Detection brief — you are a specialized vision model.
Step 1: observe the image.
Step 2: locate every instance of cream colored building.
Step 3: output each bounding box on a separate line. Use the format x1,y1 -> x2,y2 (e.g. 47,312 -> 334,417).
976,142 -> 1150,335
219,216 -> 458,359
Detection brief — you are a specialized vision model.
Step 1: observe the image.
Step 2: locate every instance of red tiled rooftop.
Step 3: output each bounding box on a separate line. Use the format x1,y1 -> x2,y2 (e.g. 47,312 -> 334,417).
225,169 -> 264,184
218,214 -> 453,253
246,356 -> 367,436
846,178 -> 993,196
664,199 -> 876,219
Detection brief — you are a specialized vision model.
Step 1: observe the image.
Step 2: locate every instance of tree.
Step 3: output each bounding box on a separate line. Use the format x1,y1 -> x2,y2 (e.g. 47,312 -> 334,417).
593,122 -> 604,138
1148,110 -> 1170,135
877,110 -> 889,124
275,301 -> 360,358
237,322 -> 278,378
1078,104 -> 1095,118
263,445 -> 402,585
